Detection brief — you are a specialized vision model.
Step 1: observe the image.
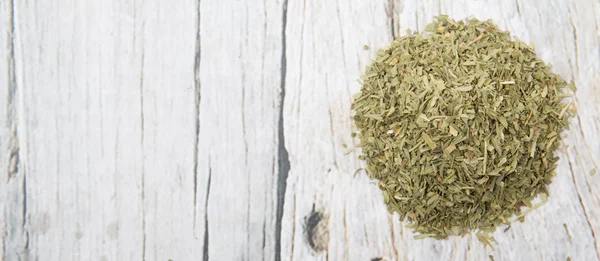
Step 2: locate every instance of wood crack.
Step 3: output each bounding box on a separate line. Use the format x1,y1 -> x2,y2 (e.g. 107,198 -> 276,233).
275,1 -> 290,261
22,175 -> 28,251
567,5 -> 581,74
1,222 -> 5,261
203,163 -> 212,261
139,20 -> 147,261
5,0 -> 29,259
288,195 -> 296,261
387,0 -> 396,39
261,221 -> 266,261
387,215 -> 399,260
563,33 -> 578,83
242,5 -> 251,256
465,238 -> 472,261
342,204 -> 348,260
193,0 -> 202,232
575,115 -> 600,169
566,151 -> 600,260
327,103 -> 338,169
1,217 -> 4,261
7,0 -> 18,181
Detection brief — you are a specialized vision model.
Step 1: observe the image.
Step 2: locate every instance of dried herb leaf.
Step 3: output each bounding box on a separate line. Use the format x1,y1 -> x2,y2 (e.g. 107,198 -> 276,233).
564,223 -> 572,240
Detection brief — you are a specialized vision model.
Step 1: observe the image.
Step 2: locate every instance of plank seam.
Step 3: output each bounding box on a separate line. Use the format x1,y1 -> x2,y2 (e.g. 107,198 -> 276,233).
387,0 -> 396,39
275,0 -> 290,260
203,163 -> 211,261
193,0 -> 202,232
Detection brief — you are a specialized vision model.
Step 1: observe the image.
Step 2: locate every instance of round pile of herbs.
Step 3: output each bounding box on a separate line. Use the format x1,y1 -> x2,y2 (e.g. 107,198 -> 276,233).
353,16 -> 574,240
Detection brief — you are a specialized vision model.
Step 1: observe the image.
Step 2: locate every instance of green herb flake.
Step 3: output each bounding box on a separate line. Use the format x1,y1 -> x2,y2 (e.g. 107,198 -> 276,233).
564,223 -> 572,240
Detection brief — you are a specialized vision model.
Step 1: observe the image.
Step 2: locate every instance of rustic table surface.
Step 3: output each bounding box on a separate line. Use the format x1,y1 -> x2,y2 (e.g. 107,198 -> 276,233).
1,0 -> 600,260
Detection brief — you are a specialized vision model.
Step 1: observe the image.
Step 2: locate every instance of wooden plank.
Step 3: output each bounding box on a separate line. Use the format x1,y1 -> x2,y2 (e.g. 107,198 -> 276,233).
8,1 -> 150,260
1,0 -> 28,260
197,0 -> 283,260
3,0 -> 200,260
138,1 -> 199,260
1,0 -> 288,260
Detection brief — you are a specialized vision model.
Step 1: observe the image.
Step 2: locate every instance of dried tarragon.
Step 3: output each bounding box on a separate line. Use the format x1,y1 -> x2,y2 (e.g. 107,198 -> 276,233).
353,15 -> 575,240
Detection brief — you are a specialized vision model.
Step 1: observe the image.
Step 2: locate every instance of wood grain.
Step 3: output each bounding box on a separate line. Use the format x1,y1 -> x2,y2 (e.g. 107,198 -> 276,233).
1,0 -> 599,260
198,0 -> 284,260
1,0 -> 27,259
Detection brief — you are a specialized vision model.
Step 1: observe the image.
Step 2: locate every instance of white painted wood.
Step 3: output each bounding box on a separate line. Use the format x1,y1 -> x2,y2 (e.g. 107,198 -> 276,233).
1,0 -> 27,260
0,0 -> 599,260
197,0 -> 284,260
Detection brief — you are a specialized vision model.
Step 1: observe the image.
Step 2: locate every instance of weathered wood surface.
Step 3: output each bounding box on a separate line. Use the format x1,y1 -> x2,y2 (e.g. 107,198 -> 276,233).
1,0 -> 599,260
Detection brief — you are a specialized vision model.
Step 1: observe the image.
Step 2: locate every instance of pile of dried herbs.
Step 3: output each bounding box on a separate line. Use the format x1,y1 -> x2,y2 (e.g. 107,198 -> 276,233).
353,16 -> 575,240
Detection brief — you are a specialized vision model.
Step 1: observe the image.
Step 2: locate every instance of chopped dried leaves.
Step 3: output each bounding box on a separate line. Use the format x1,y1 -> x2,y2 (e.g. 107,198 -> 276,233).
353,16 -> 574,239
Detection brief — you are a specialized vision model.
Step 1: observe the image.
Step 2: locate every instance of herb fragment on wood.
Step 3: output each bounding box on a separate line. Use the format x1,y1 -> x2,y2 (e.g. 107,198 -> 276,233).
564,223 -> 572,240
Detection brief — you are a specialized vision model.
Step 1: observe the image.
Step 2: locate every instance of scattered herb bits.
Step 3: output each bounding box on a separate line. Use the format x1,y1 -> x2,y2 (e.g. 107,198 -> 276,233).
564,223 -> 572,240
353,16 -> 574,239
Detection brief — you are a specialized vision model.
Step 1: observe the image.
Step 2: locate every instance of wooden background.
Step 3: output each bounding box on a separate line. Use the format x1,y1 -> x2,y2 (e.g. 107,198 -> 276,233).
1,0 -> 599,260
